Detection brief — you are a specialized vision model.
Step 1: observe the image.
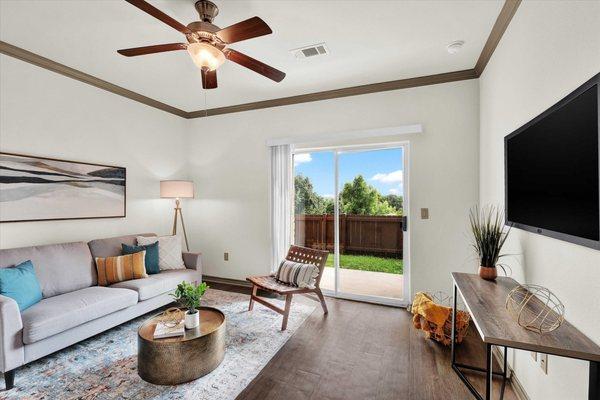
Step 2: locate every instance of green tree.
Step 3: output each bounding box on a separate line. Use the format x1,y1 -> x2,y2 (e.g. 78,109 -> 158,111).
374,196 -> 398,215
381,194 -> 403,215
295,174 -> 401,216
340,175 -> 377,214
339,175 -> 400,216
295,175 -> 327,214
324,197 -> 335,214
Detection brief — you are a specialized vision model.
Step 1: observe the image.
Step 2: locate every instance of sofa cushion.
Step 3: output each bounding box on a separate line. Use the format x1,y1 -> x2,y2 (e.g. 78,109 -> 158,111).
275,259 -> 319,288
95,251 -> 148,286
122,242 -> 160,275
88,233 -> 156,259
0,260 -> 42,311
137,235 -> 185,270
110,269 -> 200,301
0,242 -> 95,299
21,286 -> 138,344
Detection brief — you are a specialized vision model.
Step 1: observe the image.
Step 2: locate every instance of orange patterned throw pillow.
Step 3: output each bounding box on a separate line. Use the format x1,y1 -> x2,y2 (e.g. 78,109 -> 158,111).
95,251 -> 148,286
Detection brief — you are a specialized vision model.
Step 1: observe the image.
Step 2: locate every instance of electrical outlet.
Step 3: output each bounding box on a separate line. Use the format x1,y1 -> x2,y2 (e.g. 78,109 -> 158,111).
540,353 -> 548,374
420,208 -> 429,219
531,351 -> 537,361
224,252 -> 229,261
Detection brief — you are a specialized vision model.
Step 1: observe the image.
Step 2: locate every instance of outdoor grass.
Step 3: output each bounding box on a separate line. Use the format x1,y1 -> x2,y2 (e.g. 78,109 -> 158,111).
325,254 -> 403,274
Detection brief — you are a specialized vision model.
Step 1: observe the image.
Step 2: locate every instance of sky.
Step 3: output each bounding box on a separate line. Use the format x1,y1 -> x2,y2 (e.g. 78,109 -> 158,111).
294,147 -> 404,197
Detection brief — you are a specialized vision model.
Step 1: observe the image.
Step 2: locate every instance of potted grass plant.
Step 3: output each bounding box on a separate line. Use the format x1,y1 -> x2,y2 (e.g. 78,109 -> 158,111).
171,281 -> 208,329
469,205 -> 511,281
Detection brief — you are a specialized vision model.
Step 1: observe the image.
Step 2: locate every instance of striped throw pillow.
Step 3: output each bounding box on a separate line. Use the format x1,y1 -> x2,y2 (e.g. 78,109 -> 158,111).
95,251 -> 148,286
275,260 -> 320,288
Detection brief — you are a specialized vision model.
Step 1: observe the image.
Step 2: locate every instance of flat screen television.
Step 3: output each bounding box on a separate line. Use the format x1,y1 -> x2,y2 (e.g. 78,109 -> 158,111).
505,72 -> 600,250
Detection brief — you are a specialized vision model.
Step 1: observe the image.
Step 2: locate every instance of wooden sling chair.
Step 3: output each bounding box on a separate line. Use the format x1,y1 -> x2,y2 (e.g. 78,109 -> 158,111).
246,245 -> 329,330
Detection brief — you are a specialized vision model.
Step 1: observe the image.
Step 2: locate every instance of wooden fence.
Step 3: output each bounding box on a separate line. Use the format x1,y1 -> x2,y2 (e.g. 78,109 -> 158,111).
294,214 -> 403,257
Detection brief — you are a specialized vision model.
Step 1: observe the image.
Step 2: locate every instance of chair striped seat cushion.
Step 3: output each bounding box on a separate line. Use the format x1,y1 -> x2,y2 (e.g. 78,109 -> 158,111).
275,259 -> 319,288
95,251 -> 148,286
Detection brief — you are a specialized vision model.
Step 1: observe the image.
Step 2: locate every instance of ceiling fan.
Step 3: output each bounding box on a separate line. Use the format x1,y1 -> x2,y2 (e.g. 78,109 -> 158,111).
117,0 -> 286,89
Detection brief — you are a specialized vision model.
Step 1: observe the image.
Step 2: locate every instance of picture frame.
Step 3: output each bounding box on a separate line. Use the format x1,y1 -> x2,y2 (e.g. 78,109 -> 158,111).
0,152 -> 126,223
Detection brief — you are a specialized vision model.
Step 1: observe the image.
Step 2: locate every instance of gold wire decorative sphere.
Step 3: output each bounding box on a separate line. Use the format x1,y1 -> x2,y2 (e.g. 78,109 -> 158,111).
429,290 -> 466,311
157,307 -> 185,327
505,284 -> 565,334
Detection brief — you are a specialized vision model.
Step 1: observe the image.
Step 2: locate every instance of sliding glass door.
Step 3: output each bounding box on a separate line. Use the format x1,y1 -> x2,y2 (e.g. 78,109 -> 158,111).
293,144 -> 408,306
293,151 -> 335,293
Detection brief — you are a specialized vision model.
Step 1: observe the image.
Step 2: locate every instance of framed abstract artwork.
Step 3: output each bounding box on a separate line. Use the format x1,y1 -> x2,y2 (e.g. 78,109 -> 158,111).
0,152 -> 126,222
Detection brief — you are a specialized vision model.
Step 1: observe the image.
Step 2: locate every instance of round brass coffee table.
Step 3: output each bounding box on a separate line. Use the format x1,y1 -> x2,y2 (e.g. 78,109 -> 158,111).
138,307 -> 226,385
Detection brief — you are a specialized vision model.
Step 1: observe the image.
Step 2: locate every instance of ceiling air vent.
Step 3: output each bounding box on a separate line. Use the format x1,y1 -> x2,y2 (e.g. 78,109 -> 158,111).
291,43 -> 329,59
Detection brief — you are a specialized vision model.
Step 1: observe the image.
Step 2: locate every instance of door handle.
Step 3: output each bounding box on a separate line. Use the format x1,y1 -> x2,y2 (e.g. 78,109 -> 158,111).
402,216 -> 408,232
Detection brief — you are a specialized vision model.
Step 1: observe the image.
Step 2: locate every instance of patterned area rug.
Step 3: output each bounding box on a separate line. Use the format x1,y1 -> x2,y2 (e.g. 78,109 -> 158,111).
2,289 -> 315,400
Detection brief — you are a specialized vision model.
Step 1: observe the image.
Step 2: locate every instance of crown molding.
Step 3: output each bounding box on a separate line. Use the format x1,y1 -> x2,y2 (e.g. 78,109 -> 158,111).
0,40 -> 188,118
0,0 -> 520,120
187,69 -> 478,118
474,0 -> 522,77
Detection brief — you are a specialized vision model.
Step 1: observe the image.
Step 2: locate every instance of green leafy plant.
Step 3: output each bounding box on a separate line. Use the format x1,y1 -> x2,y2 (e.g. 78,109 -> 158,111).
469,205 -> 511,273
171,281 -> 208,314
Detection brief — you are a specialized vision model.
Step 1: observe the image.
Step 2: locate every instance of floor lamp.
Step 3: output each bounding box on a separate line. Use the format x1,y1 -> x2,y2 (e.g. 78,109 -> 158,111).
160,180 -> 194,251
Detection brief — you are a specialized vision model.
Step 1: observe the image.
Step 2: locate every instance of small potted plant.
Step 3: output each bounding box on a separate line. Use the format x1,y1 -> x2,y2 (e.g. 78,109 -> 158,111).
171,281 -> 208,329
469,205 -> 511,280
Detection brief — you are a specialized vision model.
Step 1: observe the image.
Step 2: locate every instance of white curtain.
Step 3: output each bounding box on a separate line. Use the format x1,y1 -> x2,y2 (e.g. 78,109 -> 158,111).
269,144 -> 294,272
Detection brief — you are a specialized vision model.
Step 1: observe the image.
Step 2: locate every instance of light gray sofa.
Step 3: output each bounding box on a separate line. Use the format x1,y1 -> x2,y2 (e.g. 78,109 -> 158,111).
0,233 -> 202,390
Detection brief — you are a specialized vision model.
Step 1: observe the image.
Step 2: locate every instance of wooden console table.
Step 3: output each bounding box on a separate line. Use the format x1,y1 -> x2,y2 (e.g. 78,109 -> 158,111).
451,273 -> 600,400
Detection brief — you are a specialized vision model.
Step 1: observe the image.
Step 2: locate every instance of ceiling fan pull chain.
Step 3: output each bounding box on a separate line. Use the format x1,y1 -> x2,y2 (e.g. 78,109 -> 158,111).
204,90 -> 208,118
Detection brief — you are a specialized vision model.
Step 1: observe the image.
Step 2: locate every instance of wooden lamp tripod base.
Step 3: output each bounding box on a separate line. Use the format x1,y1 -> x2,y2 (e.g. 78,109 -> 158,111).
160,180 -> 194,252
172,198 -> 190,251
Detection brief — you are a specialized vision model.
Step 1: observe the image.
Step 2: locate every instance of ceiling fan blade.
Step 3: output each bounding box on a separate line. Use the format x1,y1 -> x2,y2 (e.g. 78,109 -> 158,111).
117,43 -> 187,57
215,17 -> 272,44
224,49 -> 285,82
125,0 -> 192,35
201,69 -> 218,89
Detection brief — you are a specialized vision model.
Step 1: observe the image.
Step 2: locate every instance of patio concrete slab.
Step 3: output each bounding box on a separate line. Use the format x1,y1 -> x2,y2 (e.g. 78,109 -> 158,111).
320,267 -> 404,299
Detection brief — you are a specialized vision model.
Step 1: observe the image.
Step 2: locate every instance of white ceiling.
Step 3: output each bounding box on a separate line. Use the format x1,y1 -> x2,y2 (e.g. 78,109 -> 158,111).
0,0 -> 503,111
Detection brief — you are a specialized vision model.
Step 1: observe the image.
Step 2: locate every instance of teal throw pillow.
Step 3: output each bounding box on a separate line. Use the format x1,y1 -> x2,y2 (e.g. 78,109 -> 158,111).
0,260 -> 43,311
122,241 -> 160,275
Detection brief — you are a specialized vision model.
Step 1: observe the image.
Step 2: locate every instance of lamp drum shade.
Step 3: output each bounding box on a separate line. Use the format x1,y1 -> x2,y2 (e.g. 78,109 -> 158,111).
160,180 -> 194,199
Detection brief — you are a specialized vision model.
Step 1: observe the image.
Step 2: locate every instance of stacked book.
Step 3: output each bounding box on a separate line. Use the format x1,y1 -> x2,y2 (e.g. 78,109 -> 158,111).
153,320 -> 185,339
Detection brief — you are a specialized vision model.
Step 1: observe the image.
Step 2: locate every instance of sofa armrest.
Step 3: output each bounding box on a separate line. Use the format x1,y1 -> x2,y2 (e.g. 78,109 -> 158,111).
183,252 -> 202,272
0,295 -> 24,372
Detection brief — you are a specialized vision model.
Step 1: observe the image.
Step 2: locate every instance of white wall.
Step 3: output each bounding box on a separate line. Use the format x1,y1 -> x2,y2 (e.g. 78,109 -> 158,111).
186,79 -> 480,298
0,50 -> 480,303
0,55 -> 189,248
479,1 -> 600,399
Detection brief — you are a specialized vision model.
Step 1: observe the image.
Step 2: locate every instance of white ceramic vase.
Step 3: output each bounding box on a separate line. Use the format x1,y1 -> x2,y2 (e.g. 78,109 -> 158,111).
184,310 -> 200,329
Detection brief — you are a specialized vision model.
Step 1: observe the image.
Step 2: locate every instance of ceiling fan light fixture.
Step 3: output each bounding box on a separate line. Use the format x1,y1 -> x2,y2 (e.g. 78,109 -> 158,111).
187,42 -> 225,71
119,0 -> 286,88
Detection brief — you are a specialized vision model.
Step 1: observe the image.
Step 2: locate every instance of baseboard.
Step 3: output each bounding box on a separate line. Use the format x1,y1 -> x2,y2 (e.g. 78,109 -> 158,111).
510,371 -> 530,400
202,275 -> 252,287
492,346 -> 530,400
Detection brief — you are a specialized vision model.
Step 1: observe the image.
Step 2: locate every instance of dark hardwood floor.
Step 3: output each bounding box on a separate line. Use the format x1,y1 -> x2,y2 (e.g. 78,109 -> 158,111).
207,281 -> 518,400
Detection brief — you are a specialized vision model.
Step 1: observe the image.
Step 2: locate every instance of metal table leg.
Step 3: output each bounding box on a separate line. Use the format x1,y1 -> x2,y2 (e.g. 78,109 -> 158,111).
451,283 -> 457,365
500,346 -> 508,400
451,281 -> 509,400
486,344 -> 493,400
